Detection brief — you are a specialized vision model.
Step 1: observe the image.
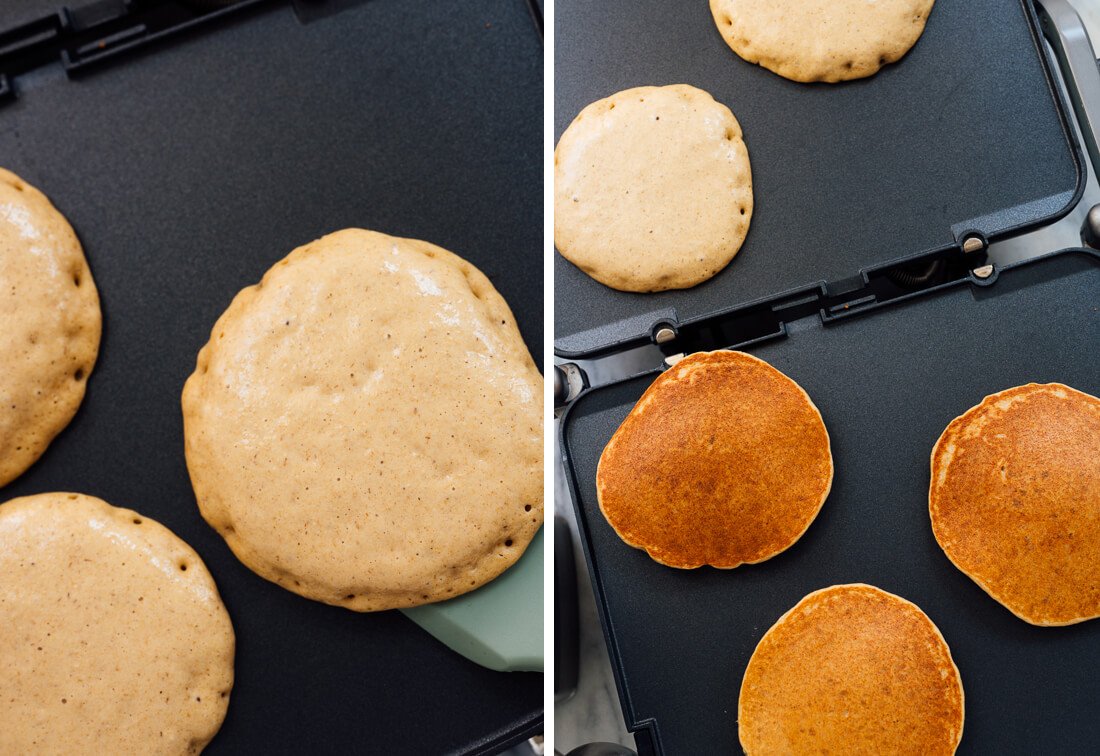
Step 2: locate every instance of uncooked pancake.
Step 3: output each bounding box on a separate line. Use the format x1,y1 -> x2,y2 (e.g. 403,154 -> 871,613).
0,492 -> 234,755
182,229 -> 542,611
554,85 -> 753,292
596,350 -> 831,568
0,168 -> 100,487
930,383 -> 1100,626
710,0 -> 936,83
739,584 -> 964,755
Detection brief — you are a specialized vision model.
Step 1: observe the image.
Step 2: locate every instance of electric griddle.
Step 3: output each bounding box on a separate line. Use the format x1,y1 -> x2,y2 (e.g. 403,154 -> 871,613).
556,1 -> 1100,753
0,1 -> 543,753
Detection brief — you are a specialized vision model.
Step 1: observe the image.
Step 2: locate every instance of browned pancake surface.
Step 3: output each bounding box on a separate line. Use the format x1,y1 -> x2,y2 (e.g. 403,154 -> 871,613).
596,350 -> 832,568
930,383 -> 1100,625
739,584 -> 964,755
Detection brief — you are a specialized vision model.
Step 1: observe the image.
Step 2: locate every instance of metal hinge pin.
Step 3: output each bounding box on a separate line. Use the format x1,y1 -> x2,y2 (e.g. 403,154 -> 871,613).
654,327 -> 676,345
962,235 -> 986,255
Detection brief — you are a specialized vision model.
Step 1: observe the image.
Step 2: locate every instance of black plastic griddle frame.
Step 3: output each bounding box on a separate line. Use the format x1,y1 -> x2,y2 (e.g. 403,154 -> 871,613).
0,0 -> 270,98
0,1 -> 543,753
553,0 -> 1089,359
0,0 -> 544,98
559,248 -> 1100,755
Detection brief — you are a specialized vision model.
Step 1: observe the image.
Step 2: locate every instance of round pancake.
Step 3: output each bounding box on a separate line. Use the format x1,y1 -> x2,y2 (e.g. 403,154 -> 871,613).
0,492 -> 234,755
739,584 -> 964,756
710,0 -> 936,83
554,85 -> 753,292
0,168 -> 101,487
930,383 -> 1100,626
182,229 -> 542,611
596,350 -> 831,568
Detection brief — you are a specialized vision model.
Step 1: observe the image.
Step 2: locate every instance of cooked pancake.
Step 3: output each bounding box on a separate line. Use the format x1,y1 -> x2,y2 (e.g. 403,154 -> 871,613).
0,168 -> 100,487
0,492 -> 234,755
710,0 -> 936,83
596,350 -> 831,568
739,584 -> 964,755
182,229 -> 542,611
554,85 -> 753,292
930,383 -> 1100,626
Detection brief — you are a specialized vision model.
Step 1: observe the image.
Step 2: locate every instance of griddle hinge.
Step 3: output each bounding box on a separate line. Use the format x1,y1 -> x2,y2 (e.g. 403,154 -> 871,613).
651,239 -> 988,363
554,363 -> 589,411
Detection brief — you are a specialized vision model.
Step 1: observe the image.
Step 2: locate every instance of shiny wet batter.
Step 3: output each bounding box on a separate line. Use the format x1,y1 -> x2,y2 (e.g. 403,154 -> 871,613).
182,229 -> 543,611
0,168 -> 100,487
0,492 -> 234,755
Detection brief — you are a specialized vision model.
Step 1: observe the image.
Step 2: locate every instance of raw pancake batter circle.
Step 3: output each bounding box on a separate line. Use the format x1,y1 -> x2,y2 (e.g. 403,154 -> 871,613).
182,229 -> 543,611
0,492 -> 234,755
930,382 -> 1100,625
0,168 -> 101,487
710,0 -> 936,83
554,84 -> 753,292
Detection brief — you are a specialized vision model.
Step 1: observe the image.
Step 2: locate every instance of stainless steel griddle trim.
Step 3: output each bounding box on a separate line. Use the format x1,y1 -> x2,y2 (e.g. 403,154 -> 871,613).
1039,0 -> 1100,177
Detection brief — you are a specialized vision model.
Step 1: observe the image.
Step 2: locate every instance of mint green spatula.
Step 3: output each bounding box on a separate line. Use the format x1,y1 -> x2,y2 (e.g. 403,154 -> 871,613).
401,527 -> 543,672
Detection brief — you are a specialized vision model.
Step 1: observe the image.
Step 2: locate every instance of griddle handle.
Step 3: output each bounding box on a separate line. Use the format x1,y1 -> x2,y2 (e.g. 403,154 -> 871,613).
1037,0 -> 1100,180
555,363 -> 591,410
555,516 -> 580,702
1082,203 -> 1100,248
554,366 -> 568,407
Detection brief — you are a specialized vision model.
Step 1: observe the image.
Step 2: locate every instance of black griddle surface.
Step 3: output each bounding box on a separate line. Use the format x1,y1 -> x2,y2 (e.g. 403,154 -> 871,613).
560,250 -> 1100,754
0,0 -> 55,26
554,0 -> 1083,357
1,1 -> 542,753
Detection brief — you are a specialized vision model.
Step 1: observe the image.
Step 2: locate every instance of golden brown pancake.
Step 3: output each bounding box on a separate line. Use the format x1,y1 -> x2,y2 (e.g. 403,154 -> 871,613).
0,168 -> 101,487
739,584 -> 964,756
930,382 -> 1100,626
595,350 -> 832,568
0,493 -> 234,754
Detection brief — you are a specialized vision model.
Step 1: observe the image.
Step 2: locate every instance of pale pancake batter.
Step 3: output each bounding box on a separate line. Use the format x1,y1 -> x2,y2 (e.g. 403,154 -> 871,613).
182,229 -> 543,611
555,85 -> 753,292
0,168 -> 100,487
0,492 -> 234,755
710,0 -> 936,83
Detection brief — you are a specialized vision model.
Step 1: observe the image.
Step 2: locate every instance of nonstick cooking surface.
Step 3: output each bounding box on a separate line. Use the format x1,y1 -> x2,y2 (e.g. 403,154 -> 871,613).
0,1 -> 543,752
554,0 -> 1083,356
561,250 -> 1100,754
